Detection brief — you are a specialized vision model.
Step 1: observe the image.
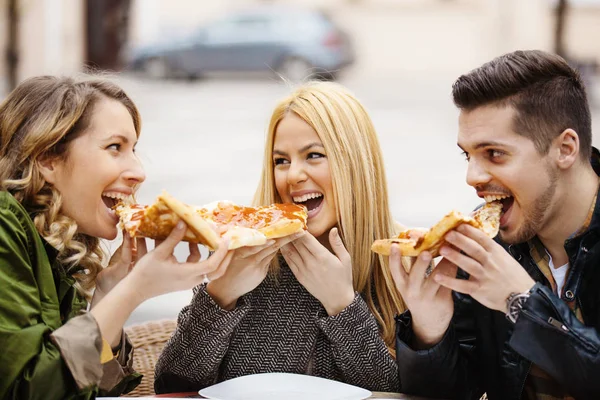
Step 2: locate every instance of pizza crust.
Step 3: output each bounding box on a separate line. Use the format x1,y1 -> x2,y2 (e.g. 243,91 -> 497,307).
223,226 -> 268,249
157,191 -> 221,250
258,217 -> 306,239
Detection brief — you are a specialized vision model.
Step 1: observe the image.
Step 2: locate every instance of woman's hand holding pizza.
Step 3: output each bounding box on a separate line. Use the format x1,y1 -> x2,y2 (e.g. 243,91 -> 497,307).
207,232 -> 303,310
92,231 -> 147,307
281,228 -> 355,316
121,221 -> 234,303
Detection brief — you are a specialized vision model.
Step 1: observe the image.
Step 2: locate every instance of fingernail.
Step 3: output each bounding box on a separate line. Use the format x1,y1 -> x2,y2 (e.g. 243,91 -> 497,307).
176,221 -> 185,230
390,245 -> 398,256
420,252 -> 432,262
267,240 -> 276,246
439,246 -> 449,256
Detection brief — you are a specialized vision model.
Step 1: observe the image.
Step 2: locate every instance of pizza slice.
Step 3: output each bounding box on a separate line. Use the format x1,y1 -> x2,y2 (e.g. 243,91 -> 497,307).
115,191 -> 307,250
372,201 -> 502,269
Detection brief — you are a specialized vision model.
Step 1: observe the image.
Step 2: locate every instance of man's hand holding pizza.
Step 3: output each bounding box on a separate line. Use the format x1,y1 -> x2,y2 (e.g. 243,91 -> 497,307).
207,233 -> 303,310
435,224 -> 535,313
281,228 -> 355,317
390,247 -> 457,349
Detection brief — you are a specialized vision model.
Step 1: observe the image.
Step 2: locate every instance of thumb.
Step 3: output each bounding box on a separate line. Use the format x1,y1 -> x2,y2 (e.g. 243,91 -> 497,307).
329,228 -> 350,265
154,220 -> 187,258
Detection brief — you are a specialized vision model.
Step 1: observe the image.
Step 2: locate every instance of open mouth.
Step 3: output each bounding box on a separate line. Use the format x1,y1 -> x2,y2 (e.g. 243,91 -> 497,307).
484,193 -> 514,226
292,192 -> 324,214
102,192 -> 131,221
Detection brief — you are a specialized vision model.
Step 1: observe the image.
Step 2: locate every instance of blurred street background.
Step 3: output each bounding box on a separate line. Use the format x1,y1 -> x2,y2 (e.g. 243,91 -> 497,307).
2,0 -> 600,325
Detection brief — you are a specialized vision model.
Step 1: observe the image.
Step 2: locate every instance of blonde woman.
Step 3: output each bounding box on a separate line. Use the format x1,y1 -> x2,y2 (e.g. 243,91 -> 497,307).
156,81 -> 404,393
0,76 -> 232,400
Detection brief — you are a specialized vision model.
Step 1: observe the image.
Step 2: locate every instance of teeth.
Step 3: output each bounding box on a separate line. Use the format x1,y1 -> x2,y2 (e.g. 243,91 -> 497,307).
102,192 -> 131,202
293,192 -> 323,203
484,194 -> 510,203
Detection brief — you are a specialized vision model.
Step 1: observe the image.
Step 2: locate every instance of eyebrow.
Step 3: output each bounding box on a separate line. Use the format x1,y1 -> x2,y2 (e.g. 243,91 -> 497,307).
104,134 -> 137,145
457,141 -> 514,151
273,142 -> 324,156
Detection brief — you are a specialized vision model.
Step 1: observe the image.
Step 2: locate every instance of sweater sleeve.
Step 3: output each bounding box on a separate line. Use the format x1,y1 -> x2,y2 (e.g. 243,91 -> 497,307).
154,284 -> 250,393
315,293 -> 399,392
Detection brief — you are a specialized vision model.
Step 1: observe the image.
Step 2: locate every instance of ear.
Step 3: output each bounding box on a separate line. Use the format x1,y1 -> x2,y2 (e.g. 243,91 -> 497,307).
553,129 -> 579,170
37,155 -> 61,184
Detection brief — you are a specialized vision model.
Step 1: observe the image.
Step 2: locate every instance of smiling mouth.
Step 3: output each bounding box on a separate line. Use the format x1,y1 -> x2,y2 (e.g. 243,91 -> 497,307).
292,192 -> 324,213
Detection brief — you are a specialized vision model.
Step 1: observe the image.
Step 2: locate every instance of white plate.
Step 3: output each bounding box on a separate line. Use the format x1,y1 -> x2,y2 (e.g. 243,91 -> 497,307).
199,373 -> 372,400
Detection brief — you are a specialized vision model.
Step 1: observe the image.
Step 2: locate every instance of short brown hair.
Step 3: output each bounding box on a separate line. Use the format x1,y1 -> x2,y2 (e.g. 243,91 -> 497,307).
452,50 -> 592,160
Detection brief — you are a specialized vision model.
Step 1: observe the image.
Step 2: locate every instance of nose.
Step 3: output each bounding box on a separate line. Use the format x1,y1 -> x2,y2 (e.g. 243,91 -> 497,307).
123,155 -> 146,186
286,160 -> 307,186
466,158 -> 491,188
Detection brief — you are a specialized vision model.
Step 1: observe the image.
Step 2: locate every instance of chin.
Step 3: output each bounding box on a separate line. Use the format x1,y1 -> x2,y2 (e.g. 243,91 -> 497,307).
82,226 -> 118,240
103,230 -> 119,241
498,226 -> 534,245
307,226 -> 323,238
498,230 -> 518,244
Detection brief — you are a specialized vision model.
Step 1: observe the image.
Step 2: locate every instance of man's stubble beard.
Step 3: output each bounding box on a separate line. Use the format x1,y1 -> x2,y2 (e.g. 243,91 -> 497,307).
500,163 -> 558,245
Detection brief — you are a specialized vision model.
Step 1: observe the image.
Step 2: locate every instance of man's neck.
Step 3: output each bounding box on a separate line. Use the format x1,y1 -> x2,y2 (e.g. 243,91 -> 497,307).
537,164 -> 598,267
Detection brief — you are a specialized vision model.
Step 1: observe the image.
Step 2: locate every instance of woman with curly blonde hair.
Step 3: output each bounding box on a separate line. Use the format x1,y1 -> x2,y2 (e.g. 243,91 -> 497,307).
156,81 -> 404,394
0,75 -> 232,400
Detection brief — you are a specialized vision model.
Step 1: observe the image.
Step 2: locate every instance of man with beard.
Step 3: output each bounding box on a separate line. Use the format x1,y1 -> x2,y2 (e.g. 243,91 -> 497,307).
391,50 -> 600,400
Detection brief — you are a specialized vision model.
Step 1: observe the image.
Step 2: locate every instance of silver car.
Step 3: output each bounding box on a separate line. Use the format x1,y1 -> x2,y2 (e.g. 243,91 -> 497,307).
129,7 -> 355,82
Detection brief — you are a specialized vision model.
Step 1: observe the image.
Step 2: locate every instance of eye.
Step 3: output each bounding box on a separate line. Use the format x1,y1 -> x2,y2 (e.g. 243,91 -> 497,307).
307,152 -> 325,160
460,151 -> 470,161
487,149 -> 505,160
107,143 -> 121,151
273,157 -> 289,166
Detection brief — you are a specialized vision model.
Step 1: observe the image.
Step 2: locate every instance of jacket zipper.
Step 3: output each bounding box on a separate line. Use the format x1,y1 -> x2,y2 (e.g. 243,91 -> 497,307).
548,317 -> 569,332
522,306 -> 598,352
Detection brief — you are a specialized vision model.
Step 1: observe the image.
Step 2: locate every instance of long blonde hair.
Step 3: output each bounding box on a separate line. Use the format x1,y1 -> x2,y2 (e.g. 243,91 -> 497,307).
0,75 -> 141,290
253,81 -> 405,352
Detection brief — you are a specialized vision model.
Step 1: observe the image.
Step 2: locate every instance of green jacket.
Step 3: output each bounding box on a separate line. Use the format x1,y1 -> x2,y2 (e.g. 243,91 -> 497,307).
0,191 -> 140,399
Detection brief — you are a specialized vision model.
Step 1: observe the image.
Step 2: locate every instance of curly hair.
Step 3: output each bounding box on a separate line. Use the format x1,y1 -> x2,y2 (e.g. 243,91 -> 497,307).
0,75 -> 141,290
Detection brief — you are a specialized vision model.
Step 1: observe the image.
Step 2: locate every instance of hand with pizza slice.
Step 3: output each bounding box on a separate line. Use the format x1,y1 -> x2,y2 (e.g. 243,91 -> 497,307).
115,192 -> 309,309
375,201 -> 503,348
372,201 -> 503,263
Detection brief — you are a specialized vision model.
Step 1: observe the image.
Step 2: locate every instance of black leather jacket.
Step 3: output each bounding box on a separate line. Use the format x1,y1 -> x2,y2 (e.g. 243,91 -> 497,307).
396,156 -> 600,400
